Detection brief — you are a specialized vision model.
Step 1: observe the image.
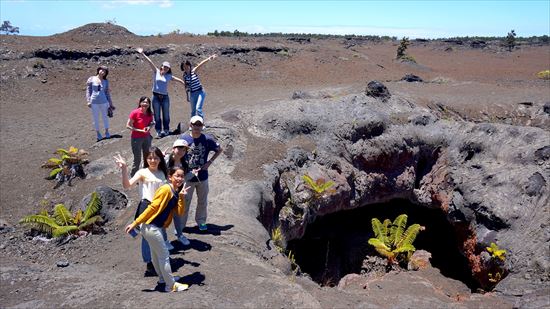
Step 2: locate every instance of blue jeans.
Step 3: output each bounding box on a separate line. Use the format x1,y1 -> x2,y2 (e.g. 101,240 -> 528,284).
152,93 -> 170,133
189,89 -> 206,119
141,227 -> 168,263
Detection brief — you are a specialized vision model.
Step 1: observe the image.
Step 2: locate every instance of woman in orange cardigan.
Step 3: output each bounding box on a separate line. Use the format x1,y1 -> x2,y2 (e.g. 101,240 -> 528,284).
125,166 -> 190,292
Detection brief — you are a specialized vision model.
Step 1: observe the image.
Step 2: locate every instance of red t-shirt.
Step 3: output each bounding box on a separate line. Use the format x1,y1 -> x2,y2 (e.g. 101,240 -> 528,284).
129,108 -> 153,138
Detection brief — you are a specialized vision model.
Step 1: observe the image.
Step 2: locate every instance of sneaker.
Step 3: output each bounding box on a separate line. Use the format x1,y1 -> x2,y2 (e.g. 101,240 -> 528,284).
158,275 -> 181,285
166,282 -> 189,292
156,132 -> 162,139
177,235 -> 190,246
96,132 -> 103,141
198,223 -> 208,232
105,131 -> 111,139
163,130 -> 170,136
165,240 -> 174,251
144,262 -> 157,277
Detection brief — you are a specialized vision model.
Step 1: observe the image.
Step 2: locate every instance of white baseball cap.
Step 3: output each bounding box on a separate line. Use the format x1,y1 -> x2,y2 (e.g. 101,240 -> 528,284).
173,139 -> 189,148
190,115 -> 204,125
162,61 -> 171,68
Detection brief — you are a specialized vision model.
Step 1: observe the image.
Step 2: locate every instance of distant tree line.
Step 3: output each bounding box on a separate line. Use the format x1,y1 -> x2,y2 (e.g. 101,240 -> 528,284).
206,29 -> 549,44
207,29 -> 396,40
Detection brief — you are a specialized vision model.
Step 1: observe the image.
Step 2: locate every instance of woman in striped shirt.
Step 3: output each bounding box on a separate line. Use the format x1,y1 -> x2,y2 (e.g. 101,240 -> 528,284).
180,54 -> 217,121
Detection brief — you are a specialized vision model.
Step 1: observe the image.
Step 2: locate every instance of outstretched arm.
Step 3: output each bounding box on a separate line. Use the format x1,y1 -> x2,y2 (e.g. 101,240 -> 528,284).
136,47 -> 158,73
194,54 -> 217,73
171,76 -> 186,86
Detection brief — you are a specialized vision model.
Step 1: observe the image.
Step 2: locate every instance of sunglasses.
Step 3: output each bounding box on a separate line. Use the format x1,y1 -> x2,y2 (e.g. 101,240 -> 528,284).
191,122 -> 203,127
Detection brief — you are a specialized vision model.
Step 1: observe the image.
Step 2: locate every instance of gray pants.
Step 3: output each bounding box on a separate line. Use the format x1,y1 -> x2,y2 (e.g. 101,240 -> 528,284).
141,224 -> 176,289
174,179 -> 209,236
130,135 -> 152,176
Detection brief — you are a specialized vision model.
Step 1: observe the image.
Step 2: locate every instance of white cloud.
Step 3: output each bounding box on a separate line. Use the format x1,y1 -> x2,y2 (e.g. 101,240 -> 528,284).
108,0 -> 173,8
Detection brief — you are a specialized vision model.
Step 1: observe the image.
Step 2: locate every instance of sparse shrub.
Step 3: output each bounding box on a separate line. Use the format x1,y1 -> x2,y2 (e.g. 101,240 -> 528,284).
396,37 -> 410,59
0,20 -> 19,35
41,146 -> 88,188
484,242 -> 508,287
367,214 -> 425,266
399,54 -> 417,63
302,174 -> 335,197
271,226 -> 285,252
505,30 -> 516,52
536,70 -> 550,80
33,61 -> 45,69
19,192 -> 103,238
486,242 -> 506,261
275,49 -> 290,57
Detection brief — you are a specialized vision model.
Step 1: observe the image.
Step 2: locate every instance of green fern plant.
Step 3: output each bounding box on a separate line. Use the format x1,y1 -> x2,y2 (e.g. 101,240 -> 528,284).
302,174 -> 335,196
367,214 -> 424,265
486,242 -> 506,261
41,146 -> 89,178
271,226 -> 285,253
19,192 -> 102,238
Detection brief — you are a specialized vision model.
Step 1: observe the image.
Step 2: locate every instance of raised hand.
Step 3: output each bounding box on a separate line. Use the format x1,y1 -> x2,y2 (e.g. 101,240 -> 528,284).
136,47 -> 143,54
113,154 -> 127,169
179,182 -> 191,196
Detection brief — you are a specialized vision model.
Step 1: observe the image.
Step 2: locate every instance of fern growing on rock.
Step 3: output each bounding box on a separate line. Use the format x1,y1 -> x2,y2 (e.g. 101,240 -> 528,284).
41,146 -> 88,188
19,192 -> 102,238
368,214 -> 424,265
302,174 -> 335,196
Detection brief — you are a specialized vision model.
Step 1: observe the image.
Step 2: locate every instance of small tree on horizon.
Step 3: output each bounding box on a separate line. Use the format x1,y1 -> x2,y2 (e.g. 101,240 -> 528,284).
0,21 -> 20,35
505,30 -> 516,52
396,36 -> 410,58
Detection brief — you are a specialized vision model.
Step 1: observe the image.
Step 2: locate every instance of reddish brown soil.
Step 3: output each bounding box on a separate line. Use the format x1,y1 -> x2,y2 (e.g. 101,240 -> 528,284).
0,24 -> 548,308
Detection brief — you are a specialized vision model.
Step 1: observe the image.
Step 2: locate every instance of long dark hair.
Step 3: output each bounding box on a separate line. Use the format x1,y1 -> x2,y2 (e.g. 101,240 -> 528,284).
167,153 -> 189,173
138,96 -> 152,115
96,66 -> 109,79
143,147 -> 168,179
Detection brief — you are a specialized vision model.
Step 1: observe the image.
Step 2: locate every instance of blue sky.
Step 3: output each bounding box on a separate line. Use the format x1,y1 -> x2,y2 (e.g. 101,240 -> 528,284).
1,0 -> 549,38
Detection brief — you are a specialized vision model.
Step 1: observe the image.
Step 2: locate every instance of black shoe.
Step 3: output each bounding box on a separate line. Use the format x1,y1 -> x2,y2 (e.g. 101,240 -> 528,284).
144,262 -> 157,277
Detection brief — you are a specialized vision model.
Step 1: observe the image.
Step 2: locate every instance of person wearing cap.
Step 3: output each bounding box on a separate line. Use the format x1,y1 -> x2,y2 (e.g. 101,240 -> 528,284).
165,139 -> 191,171
163,139 -> 192,245
174,115 -> 222,238
136,47 -> 185,138
181,54 -> 217,120
86,65 -> 115,141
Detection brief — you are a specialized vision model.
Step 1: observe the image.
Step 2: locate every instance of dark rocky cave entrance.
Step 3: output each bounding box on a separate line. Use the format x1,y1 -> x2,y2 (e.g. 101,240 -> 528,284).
286,199 -> 480,290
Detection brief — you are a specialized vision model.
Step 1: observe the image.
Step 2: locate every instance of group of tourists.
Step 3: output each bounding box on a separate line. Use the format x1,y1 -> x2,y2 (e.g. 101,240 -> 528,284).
88,48 -> 222,293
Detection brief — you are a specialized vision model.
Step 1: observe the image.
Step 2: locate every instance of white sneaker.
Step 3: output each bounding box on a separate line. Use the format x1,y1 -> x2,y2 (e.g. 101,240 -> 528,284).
165,240 -> 174,251
177,235 -> 190,246
167,282 -> 189,292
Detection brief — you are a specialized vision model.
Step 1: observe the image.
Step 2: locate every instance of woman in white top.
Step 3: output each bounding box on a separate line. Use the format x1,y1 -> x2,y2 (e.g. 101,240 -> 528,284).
114,146 -> 172,276
136,48 -> 185,139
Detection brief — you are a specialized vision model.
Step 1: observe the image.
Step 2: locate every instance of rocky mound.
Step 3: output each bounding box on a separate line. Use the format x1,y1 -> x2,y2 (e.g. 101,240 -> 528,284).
242,84 -> 549,304
52,22 -> 137,41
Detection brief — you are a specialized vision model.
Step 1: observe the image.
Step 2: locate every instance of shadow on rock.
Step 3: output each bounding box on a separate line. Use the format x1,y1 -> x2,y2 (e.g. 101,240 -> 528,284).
181,271 -> 206,287
172,238 -> 212,252
170,257 -> 200,272
184,224 -> 234,236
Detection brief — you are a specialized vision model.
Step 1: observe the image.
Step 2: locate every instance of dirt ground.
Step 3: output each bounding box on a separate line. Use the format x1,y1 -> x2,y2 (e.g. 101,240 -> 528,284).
0,24 -> 548,308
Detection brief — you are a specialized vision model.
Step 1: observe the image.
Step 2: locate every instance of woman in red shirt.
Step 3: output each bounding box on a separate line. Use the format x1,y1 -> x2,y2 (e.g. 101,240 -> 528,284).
127,96 -> 155,176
